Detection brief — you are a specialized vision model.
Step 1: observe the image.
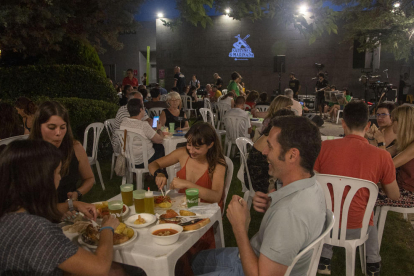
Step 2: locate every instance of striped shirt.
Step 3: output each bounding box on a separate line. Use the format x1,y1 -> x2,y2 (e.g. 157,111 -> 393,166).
0,212 -> 78,275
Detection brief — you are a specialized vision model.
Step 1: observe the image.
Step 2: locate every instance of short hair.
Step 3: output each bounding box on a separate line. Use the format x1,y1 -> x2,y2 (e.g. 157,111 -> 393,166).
150,88 -> 161,98
284,88 -> 294,97
343,101 -> 369,131
213,73 -> 218,77
290,72 -> 295,76
271,116 -> 321,174
123,84 -> 132,95
377,102 -> 396,114
128,91 -> 142,100
246,90 -> 259,102
262,109 -> 295,136
231,71 -> 241,80
331,85 -> 336,90
127,98 -> 143,117
235,96 -> 246,106
127,69 -> 133,73
212,85 -> 217,89
318,73 -> 325,78
259,92 -> 268,102
139,88 -> 148,99
166,92 -> 181,105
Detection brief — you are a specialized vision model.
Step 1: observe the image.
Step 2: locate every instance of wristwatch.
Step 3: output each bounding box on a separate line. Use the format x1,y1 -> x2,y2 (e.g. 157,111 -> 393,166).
377,142 -> 385,147
153,168 -> 168,179
75,190 -> 83,200
67,199 -> 74,212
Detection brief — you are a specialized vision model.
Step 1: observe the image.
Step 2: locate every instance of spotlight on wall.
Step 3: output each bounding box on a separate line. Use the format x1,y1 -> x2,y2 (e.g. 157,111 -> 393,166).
225,8 -> 230,14
157,12 -> 164,18
299,4 -> 308,13
393,2 -> 401,8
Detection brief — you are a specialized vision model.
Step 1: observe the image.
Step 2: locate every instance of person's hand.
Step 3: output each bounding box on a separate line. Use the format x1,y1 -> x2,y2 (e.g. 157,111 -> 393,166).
102,215 -> 120,230
170,177 -> 189,190
227,195 -> 249,233
155,173 -> 168,190
73,201 -> 97,221
373,129 -> 385,144
253,191 -> 271,213
67,191 -> 78,201
61,210 -> 78,222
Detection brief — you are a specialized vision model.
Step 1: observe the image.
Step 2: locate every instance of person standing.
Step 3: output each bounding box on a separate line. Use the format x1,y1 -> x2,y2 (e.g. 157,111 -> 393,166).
227,71 -> 242,96
288,72 -> 301,99
213,73 -> 224,90
122,69 -> 139,89
315,73 -> 328,117
141,73 -> 147,86
189,75 -> 201,90
174,66 -> 186,95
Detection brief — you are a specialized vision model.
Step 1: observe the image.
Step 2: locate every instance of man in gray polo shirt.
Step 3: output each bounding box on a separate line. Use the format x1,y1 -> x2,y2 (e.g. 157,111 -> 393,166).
192,116 -> 326,276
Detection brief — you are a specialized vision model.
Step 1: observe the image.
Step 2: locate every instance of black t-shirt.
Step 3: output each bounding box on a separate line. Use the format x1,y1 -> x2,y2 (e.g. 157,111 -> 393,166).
315,79 -> 328,98
289,79 -> 300,93
174,73 -> 186,94
216,78 -> 224,88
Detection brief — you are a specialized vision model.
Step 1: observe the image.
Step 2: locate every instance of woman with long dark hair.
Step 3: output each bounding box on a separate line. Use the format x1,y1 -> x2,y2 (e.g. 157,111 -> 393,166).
29,101 -> 94,203
0,140 -> 119,275
219,91 -> 235,108
0,102 -> 24,140
15,96 -> 37,134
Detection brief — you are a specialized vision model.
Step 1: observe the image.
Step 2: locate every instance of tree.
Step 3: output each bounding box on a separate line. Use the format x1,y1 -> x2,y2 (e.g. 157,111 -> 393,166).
0,0 -> 145,55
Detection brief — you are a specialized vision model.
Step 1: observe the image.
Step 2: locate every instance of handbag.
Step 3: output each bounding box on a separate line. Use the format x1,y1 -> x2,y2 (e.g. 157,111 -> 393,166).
114,129 -> 127,177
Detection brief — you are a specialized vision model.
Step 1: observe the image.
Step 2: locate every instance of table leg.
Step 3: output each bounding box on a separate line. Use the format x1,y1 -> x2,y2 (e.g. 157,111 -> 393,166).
212,212 -> 225,248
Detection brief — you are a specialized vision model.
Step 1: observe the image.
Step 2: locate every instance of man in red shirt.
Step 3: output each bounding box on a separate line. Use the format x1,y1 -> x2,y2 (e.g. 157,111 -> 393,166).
122,69 -> 139,89
314,101 -> 400,276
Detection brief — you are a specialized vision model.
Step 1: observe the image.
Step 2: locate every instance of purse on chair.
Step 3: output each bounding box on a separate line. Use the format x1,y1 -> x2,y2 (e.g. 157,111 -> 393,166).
114,129 -> 127,177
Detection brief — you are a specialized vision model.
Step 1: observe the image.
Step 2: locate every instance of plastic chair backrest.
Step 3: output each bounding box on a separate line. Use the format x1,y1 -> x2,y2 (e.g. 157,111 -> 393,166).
221,89 -> 228,95
0,134 -> 29,146
204,98 -> 212,110
244,104 -> 251,110
222,156 -> 234,216
236,137 -> 254,193
316,174 -> 378,244
284,209 -> 335,276
321,136 -> 343,141
149,107 -> 165,118
180,95 -> 193,111
160,94 -> 168,101
115,130 -> 150,170
217,102 -> 231,120
199,108 -> 215,127
224,115 -> 250,142
83,122 -> 104,160
255,105 -> 269,112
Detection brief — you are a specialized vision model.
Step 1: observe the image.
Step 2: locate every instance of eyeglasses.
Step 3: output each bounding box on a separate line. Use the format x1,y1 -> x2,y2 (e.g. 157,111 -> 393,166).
376,113 -> 390,118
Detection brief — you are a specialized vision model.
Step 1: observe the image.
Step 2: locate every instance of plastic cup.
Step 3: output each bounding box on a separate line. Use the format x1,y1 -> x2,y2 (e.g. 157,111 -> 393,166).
108,200 -> 124,222
133,190 -> 146,213
121,184 -> 134,206
327,136 -> 335,140
169,123 -> 175,133
186,188 -> 199,208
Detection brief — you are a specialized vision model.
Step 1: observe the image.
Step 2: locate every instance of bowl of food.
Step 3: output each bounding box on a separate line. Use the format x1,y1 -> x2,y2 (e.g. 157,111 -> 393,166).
150,223 -> 183,246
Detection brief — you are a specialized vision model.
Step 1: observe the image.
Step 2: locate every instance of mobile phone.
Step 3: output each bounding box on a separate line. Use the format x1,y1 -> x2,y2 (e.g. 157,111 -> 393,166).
152,116 -> 159,128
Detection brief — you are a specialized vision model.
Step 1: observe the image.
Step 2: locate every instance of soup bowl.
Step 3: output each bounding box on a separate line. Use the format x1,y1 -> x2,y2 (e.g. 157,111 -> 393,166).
150,223 -> 183,245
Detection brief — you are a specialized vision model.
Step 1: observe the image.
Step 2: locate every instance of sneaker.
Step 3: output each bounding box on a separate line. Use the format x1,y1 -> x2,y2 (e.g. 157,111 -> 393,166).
317,257 -> 331,275
366,262 -> 381,276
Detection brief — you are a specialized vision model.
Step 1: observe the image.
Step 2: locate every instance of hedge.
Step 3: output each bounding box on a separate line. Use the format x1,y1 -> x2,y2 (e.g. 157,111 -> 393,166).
0,65 -> 118,103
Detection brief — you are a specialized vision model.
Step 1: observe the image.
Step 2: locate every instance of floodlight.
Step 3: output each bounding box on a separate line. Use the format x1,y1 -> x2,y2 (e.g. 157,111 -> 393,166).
157,12 -> 164,18
225,8 -> 230,14
299,4 -> 308,13
393,2 -> 400,8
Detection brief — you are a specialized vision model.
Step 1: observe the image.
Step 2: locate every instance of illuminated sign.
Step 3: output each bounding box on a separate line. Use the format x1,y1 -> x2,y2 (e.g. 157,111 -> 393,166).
229,34 -> 254,61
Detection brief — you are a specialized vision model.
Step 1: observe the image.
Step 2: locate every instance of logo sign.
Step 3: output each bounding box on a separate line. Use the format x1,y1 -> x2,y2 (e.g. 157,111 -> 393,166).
229,34 -> 254,61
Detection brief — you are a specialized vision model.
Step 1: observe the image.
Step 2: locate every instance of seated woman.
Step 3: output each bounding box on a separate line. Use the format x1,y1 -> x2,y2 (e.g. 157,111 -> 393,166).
29,101 -> 94,203
120,98 -> 165,167
256,92 -> 271,106
159,92 -> 189,131
376,105 -> 414,207
0,139 -> 120,275
366,102 -> 397,148
329,88 -> 352,122
186,85 -> 204,110
245,90 -> 259,109
15,97 -> 37,134
119,85 -> 133,106
244,109 -> 295,193
0,102 -> 24,140
259,95 -> 293,132
218,91 -> 235,108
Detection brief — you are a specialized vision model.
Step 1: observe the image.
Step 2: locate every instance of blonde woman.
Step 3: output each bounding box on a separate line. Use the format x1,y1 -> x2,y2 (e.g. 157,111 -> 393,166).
377,105 -> 414,207
159,92 -> 189,130
259,95 -> 293,132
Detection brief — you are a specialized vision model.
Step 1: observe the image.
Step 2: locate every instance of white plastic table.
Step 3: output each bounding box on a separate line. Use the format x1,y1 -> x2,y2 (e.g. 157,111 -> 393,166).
108,193 -> 224,276
162,134 -> 187,186
250,119 -> 263,129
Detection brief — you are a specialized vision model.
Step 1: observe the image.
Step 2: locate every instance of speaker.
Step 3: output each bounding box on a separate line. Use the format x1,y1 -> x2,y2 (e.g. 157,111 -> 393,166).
274,55 -> 286,73
305,113 -> 324,127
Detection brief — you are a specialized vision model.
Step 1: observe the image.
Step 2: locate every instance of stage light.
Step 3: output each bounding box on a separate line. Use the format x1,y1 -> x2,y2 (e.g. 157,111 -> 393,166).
299,4 -> 308,13
157,12 -> 164,18
393,2 -> 400,8
225,8 -> 230,14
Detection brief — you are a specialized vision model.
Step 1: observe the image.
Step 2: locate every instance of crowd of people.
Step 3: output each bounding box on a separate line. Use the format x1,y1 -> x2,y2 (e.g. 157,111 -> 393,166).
1,66 -> 414,276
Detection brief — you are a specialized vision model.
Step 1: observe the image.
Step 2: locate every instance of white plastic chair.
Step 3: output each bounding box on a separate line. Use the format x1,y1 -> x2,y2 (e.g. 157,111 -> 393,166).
216,102 -> 231,130
199,108 -> 226,148
321,135 -> 343,141
148,107 -> 165,118
204,98 -> 212,110
83,123 -> 105,190
0,134 -> 29,146
104,119 -> 119,179
316,174 -> 378,276
336,110 -> 343,124
284,209 -> 335,276
222,156 -> 234,216
160,94 -> 168,101
235,137 -> 254,210
221,89 -> 228,95
180,95 -> 196,118
255,105 -> 269,113
115,130 -> 149,190
223,115 -> 250,157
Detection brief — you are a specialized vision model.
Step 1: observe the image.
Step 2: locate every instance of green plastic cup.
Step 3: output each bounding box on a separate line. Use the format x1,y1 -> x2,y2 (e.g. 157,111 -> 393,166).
186,188 -> 199,208
120,184 -> 133,206
169,123 -> 175,132
327,136 -> 335,140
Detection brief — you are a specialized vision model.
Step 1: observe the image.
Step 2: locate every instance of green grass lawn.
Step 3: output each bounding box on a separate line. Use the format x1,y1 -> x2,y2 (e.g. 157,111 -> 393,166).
83,155 -> 414,276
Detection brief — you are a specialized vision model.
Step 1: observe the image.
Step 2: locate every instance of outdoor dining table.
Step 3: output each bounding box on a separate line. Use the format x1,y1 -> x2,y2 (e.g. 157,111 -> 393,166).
162,132 -> 187,186
250,118 -> 263,129
71,192 -> 225,276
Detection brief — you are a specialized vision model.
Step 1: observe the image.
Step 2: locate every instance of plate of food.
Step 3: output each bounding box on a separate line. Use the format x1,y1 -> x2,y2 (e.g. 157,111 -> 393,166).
154,196 -> 172,209
157,209 -> 209,232
94,201 -> 130,219
125,214 -> 157,229
78,223 -> 137,249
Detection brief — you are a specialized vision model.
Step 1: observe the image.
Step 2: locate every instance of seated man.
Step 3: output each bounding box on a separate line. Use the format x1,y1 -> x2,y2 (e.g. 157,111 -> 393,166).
224,96 -> 252,138
144,88 -> 168,110
366,102 -> 397,148
192,116 -> 326,276
284,88 -> 302,116
212,85 -> 222,102
155,83 -> 168,95
314,101 -> 400,276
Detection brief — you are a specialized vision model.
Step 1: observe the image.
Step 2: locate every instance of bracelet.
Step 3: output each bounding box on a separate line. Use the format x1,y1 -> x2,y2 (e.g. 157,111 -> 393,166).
99,226 -> 114,234
153,168 -> 168,179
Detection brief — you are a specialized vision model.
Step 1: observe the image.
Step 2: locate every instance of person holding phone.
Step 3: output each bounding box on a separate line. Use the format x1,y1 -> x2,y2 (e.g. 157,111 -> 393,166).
120,99 -> 165,168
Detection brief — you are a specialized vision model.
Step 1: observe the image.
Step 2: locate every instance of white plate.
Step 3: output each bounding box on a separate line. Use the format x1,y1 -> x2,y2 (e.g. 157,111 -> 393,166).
93,202 -> 130,218
125,214 -> 157,229
181,218 -> 210,233
78,229 -> 138,250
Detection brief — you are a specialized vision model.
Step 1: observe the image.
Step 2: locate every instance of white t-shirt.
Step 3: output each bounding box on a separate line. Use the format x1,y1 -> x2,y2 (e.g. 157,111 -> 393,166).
120,118 -> 156,165
220,97 -> 232,106
291,99 -> 303,116
224,108 -> 251,138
